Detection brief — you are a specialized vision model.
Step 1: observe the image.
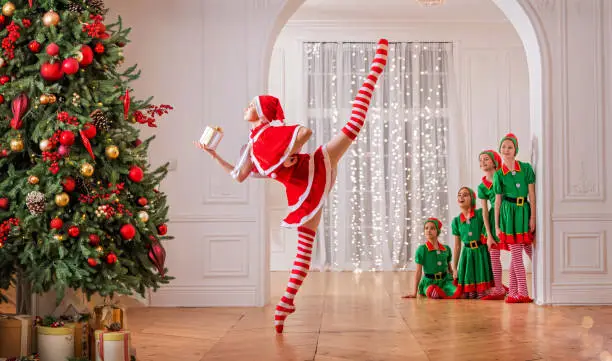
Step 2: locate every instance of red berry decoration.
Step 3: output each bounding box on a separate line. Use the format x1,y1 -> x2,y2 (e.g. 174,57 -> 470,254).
82,123 -> 96,138
137,197 -> 147,206
120,224 -> 136,240
88,234 -> 100,246
157,224 -> 167,236
0,198 -> 8,210
40,62 -> 64,81
94,43 -> 105,54
87,257 -> 98,267
62,177 -> 76,192
50,218 -> 63,229
106,253 -> 117,264
28,41 -> 41,53
128,166 -> 144,182
68,226 -> 80,237
62,58 -> 79,75
0,76 -> 9,85
46,43 -> 60,56
59,130 -> 75,146
80,45 -> 94,66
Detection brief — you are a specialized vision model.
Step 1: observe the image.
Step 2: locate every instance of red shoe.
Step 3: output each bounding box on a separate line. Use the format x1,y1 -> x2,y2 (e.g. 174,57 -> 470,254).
481,293 -> 505,301
519,295 -> 533,303
503,285 -> 509,294
505,295 -> 522,303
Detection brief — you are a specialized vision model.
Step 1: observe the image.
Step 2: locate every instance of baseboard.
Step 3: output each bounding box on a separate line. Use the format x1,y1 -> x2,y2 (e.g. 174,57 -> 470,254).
549,284 -> 612,305
149,285 -> 260,307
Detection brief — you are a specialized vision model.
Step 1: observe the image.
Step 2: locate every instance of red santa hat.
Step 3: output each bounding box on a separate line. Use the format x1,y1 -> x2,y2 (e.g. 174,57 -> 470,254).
255,95 -> 285,122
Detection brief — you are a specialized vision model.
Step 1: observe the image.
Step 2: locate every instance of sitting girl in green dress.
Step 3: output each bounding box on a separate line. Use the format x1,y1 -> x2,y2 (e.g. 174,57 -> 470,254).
452,187 -> 494,299
403,218 -> 459,299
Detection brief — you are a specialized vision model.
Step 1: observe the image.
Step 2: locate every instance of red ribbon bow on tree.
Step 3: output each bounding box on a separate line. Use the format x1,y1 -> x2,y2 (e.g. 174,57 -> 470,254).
9,93 -> 29,130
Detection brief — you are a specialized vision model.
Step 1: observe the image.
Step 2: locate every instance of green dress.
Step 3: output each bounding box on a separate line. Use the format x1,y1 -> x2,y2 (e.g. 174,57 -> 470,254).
451,208 -> 494,293
493,160 -> 535,245
415,241 -> 457,298
477,177 -> 508,250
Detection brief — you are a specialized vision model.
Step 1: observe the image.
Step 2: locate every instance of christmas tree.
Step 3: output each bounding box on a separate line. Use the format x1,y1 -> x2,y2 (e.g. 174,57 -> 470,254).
0,0 -> 173,303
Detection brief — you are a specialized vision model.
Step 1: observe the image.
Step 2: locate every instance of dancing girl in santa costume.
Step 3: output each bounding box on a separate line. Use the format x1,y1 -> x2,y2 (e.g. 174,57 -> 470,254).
196,39 -> 388,332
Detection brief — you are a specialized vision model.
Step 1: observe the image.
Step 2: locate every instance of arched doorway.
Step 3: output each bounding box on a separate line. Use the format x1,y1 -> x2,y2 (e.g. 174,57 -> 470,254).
258,0 -> 551,304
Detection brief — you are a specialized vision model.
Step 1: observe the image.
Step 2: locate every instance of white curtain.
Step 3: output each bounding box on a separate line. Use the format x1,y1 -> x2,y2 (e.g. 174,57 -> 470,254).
304,42 -> 453,271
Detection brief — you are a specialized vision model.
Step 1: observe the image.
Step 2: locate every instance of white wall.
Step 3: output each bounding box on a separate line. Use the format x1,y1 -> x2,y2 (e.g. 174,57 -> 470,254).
267,20 -> 531,271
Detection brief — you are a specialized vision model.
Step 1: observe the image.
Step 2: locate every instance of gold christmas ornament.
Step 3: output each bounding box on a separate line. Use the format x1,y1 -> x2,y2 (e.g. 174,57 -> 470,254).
48,94 -> 57,103
42,10 -> 60,27
137,211 -> 149,223
74,51 -> 84,62
2,2 -> 15,16
80,162 -> 94,177
96,246 -> 104,254
40,94 -> 50,104
10,138 -> 23,152
55,192 -> 70,207
28,175 -> 39,185
53,234 -> 66,241
105,145 -> 119,159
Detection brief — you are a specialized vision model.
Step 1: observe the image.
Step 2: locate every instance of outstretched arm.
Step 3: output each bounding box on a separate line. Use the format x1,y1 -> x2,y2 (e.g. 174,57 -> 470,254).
194,141 -> 253,183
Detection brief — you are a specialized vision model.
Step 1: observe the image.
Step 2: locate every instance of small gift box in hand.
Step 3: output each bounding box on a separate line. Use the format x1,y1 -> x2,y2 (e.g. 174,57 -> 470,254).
199,126 -> 224,150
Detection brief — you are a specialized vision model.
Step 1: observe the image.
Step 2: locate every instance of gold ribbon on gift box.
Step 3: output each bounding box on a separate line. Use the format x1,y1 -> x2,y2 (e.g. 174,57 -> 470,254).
0,314 -> 32,357
65,321 -> 90,358
92,301 -> 127,331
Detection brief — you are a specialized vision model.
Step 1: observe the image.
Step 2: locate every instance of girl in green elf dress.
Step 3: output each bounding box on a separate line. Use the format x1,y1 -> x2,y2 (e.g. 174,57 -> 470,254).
403,218 -> 459,299
494,133 -> 536,303
452,187 -> 494,299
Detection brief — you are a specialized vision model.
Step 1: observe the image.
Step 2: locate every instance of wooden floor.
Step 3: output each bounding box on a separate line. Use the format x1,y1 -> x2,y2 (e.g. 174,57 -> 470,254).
2,272 -> 612,360
125,272 -> 612,361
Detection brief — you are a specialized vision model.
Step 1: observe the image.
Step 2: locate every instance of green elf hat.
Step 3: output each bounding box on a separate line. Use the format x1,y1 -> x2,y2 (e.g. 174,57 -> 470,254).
460,186 -> 476,208
499,133 -> 519,155
424,217 -> 443,233
479,149 -> 502,170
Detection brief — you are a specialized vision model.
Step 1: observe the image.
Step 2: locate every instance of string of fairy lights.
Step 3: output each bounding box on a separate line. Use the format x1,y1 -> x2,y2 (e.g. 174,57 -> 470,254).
304,42 -> 450,271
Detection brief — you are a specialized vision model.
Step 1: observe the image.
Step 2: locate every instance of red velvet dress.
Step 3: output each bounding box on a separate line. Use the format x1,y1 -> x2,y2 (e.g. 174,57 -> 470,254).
240,121 -> 332,228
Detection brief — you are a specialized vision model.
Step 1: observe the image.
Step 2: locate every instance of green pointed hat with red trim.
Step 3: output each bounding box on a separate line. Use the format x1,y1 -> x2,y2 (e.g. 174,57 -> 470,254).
479,149 -> 502,170
499,133 -> 519,155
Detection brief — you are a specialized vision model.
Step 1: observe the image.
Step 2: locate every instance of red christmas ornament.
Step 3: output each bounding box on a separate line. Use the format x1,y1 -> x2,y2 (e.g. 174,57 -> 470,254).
133,139 -> 142,147
82,123 -> 96,138
59,130 -> 75,146
79,130 -> 95,160
148,239 -> 166,276
0,95 -> 4,104
87,257 -> 98,267
123,89 -> 130,120
68,226 -> 80,237
117,42 -> 126,47
0,198 -> 8,210
1,150 -> 7,157
80,45 -> 94,66
88,234 -> 100,246
62,177 -> 76,192
120,224 -> 136,240
50,218 -> 63,229
137,197 -> 148,206
28,41 -> 41,53
106,253 -> 117,264
157,224 -> 167,236
46,43 -> 60,56
40,62 -> 64,81
94,43 -> 105,54
128,166 -> 144,182
61,58 -> 79,75
100,32 -> 110,40
0,76 -> 9,85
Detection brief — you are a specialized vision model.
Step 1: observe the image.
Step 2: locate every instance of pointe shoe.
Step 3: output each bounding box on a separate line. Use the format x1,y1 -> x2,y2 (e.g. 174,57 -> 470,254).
505,295 -> 523,303
481,293 -> 505,301
519,295 -> 533,303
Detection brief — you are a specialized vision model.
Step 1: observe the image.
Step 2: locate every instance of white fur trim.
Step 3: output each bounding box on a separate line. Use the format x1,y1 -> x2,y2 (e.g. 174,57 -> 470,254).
255,96 -> 264,119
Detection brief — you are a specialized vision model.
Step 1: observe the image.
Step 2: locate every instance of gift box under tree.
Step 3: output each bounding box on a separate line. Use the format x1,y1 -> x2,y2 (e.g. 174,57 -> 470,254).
35,316 -> 74,361
0,314 -> 32,358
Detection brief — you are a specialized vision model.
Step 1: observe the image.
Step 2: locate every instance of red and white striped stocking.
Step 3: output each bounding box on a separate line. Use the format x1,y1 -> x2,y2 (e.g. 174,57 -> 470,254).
524,243 -> 533,260
274,226 -> 316,333
508,244 -> 529,299
341,39 -> 388,141
489,248 -> 505,295
426,285 -> 445,299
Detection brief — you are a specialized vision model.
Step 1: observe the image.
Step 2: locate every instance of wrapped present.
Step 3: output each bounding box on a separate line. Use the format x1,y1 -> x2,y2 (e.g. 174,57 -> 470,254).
65,321 -> 90,359
94,330 -> 130,361
92,303 -> 127,331
36,326 -> 74,361
199,125 -> 223,150
0,314 -> 32,358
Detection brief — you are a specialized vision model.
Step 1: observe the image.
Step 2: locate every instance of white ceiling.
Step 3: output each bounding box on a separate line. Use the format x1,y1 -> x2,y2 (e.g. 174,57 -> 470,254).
290,0 -> 509,23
